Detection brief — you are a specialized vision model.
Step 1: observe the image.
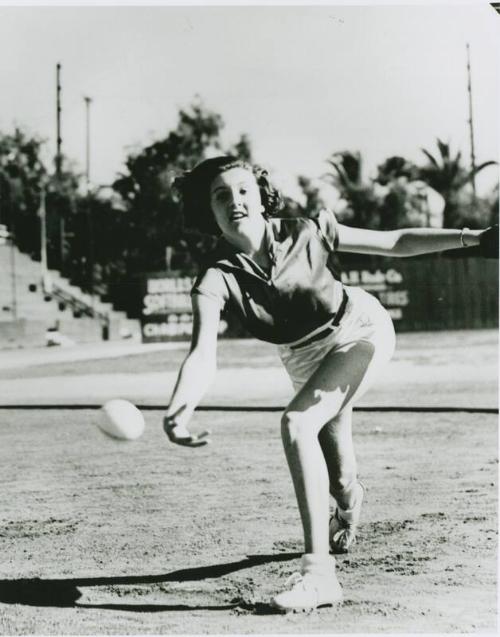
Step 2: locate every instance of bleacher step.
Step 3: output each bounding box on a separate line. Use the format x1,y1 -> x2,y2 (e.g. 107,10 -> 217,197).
1,245 -> 140,349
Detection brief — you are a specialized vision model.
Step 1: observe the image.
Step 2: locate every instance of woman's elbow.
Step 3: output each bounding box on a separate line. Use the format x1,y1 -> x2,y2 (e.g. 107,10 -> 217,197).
389,232 -> 420,257
184,346 -> 217,377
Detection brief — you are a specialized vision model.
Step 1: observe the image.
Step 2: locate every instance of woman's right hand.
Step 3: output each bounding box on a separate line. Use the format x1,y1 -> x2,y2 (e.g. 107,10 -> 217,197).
163,416 -> 211,448
164,294 -> 220,448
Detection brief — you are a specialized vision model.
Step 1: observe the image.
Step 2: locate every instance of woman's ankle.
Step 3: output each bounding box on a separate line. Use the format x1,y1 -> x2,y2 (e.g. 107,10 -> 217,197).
331,479 -> 362,512
301,552 -> 336,576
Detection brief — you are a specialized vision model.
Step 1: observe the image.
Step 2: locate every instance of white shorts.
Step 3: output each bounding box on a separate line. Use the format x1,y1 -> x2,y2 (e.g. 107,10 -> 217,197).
277,286 -> 396,393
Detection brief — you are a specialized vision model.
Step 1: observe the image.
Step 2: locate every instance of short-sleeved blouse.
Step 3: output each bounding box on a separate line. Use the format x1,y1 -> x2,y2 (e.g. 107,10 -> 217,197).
191,208 -> 345,344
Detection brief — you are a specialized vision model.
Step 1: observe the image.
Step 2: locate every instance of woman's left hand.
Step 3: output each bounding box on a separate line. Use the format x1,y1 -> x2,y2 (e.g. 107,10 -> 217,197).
479,225 -> 499,258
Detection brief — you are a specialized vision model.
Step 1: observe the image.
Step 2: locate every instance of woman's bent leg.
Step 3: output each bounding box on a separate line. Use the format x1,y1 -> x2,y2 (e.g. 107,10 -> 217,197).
318,407 -> 358,508
281,338 -> 391,555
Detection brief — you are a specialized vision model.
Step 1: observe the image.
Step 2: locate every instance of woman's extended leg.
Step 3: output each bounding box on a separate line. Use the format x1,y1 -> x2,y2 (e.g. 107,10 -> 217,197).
280,339 -> 388,555
273,339 -> 391,611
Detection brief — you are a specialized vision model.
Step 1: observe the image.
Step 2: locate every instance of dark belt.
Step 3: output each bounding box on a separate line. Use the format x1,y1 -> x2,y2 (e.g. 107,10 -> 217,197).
290,289 -> 349,350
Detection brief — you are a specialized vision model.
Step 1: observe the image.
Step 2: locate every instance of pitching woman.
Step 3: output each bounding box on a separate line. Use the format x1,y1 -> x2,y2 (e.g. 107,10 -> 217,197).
163,156 -> 496,612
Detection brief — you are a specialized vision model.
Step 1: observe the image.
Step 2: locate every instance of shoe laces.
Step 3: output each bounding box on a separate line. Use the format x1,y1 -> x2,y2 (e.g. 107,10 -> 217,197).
284,572 -> 321,592
335,481 -> 365,527
284,572 -> 303,589
335,508 -> 354,529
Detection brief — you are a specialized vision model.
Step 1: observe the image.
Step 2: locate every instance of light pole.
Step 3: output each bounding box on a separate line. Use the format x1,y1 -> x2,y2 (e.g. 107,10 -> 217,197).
39,183 -> 49,291
55,63 -> 66,270
0,167 -> 18,319
466,43 -> 477,202
84,96 -> 92,193
56,63 -> 63,179
83,96 -> 94,311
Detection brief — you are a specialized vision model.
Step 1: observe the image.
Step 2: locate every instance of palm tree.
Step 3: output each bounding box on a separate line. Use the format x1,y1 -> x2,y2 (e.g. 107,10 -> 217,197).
374,156 -> 444,229
418,139 -> 496,228
323,151 -> 380,229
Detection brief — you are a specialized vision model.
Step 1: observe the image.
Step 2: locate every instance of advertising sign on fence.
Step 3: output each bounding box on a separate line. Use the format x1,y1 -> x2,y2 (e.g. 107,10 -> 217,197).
341,267 -> 409,321
343,258 -> 498,331
141,272 -> 228,343
141,272 -> 194,343
141,258 -> 498,342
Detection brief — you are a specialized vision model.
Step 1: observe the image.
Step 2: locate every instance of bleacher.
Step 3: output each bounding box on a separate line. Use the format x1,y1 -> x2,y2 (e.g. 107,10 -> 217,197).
0,237 -> 139,349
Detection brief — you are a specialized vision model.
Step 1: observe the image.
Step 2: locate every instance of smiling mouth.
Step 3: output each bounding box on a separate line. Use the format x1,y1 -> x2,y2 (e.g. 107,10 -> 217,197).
230,211 -> 247,221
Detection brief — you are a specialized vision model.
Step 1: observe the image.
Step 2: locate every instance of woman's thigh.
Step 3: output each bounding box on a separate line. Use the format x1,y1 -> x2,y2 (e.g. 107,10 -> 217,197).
279,287 -> 395,395
283,336 -> 391,436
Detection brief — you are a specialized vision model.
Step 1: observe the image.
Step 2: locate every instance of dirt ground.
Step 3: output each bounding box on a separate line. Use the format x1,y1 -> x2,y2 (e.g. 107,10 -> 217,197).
0,408 -> 497,634
0,330 -> 497,634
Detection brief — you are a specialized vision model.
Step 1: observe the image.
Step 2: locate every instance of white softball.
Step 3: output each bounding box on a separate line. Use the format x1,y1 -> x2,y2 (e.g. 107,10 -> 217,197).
99,399 -> 145,440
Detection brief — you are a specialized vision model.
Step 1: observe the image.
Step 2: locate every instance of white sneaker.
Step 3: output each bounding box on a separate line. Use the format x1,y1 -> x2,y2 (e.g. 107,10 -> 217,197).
329,481 -> 365,553
271,556 -> 343,613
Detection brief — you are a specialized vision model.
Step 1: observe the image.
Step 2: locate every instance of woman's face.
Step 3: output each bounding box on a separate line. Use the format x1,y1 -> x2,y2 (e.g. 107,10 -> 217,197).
209,167 -> 265,238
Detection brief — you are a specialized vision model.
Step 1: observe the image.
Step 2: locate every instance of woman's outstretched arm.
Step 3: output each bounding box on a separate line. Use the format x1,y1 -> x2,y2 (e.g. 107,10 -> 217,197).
163,293 -> 221,447
337,224 -> 484,257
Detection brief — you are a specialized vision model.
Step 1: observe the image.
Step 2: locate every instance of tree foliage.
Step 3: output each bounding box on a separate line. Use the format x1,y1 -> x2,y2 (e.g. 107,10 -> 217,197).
0,128 -> 47,257
316,141 -> 496,232
418,139 -> 496,228
112,99 -> 253,273
323,151 -> 381,229
373,156 -> 442,229
2,113 -> 497,321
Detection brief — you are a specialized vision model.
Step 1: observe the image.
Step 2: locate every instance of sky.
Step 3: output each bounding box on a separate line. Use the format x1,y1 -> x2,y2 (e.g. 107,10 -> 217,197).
0,2 -> 498,199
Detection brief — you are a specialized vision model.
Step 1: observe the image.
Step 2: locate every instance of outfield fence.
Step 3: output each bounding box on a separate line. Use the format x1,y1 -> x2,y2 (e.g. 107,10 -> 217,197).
138,256 -> 499,342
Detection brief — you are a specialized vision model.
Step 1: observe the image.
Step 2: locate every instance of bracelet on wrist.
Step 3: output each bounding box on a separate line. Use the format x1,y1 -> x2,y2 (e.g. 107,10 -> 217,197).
460,227 -> 470,248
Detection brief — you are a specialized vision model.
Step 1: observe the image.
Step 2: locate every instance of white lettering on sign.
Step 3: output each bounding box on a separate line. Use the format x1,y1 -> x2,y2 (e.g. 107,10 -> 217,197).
377,290 -> 409,307
143,318 -> 228,338
147,277 -> 194,294
143,321 -> 192,337
385,268 -> 403,285
387,308 -> 403,320
340,268 -> 408,321
341,269 -> 403,288
341,270 -> 360,285
143,292 -> 192,315
361,270 -> 385,285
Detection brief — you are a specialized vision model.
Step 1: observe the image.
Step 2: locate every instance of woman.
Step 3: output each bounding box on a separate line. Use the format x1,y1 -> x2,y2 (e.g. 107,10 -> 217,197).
163,155 -> 493,613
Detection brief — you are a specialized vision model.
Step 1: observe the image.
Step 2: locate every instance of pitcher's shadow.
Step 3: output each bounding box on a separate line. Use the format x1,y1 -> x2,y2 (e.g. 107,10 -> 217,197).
0,552 -> 300,613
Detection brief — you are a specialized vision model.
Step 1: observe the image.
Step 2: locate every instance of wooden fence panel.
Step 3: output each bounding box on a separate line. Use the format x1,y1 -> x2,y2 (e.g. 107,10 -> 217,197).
137,257 -> 498,342
341,257 -> 498,332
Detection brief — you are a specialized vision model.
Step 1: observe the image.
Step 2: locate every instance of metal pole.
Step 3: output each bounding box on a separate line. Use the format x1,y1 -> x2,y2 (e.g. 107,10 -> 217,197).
466,43 -> 477,200
60,215 -> 66,269
9,230 -> 17,320
40,185 -> 48,281
0,168 -> 16,318
56,63 -> 66,270
56,63 -> 62,178
84,96 -> 94,312
84,96 -> 92,193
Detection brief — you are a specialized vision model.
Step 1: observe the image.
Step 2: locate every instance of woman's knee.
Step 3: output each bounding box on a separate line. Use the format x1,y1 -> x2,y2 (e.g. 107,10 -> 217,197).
281,410 -> 320,443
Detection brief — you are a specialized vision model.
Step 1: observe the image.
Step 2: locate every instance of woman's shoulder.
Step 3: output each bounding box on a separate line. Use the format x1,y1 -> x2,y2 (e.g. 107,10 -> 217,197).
267,214 -> 312,236
268,209 -> 337,242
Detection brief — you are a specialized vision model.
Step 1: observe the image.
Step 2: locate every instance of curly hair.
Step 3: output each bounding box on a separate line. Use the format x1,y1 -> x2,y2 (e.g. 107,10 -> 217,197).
173,156 -> 283,235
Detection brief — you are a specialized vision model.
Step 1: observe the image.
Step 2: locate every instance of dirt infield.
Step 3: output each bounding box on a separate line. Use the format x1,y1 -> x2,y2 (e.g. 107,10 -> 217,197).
0,329 -> 497,634
0,407 -> 497,634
